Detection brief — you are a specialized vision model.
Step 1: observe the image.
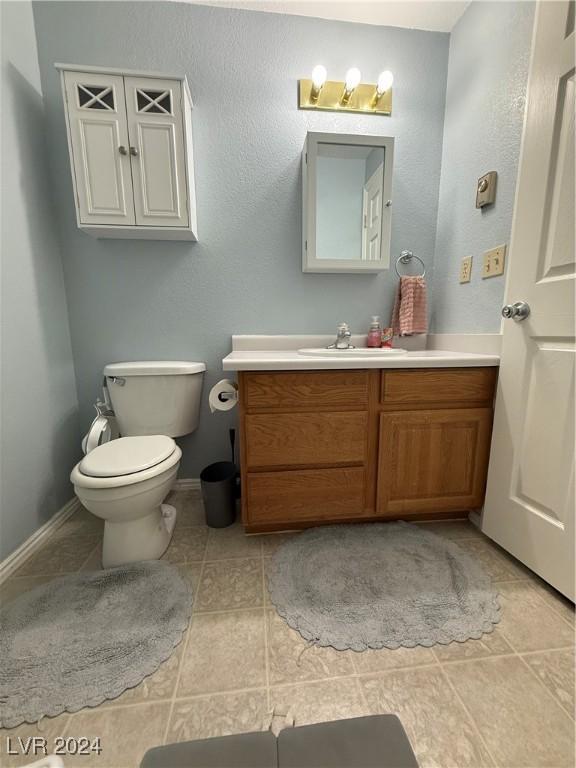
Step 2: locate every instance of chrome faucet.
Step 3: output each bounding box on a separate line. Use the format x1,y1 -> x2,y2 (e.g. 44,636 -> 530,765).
328,322 -> 355,350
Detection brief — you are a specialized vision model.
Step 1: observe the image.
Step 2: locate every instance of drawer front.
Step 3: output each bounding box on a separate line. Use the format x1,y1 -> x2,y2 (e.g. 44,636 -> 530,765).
242,371 -> 369,411
244,412 -> 367,469
381,368 -> 497,407
246,467 -> 365,523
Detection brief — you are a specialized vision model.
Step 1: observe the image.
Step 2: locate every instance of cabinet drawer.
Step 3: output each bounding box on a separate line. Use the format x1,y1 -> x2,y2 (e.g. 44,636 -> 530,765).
245,467 -> 365,524
244,412 -> 367,469
381,368 -> 497,407
242,371 -> 369,411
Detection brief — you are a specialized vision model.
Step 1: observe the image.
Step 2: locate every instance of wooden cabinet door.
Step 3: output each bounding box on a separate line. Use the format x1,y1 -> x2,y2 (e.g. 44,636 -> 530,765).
377,408 -> 493,516
124,77 -> 189,228
63,71 -> 135,226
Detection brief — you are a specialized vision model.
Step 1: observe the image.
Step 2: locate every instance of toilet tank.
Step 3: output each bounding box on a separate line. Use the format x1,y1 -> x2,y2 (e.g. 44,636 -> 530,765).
103,361 -> 206,437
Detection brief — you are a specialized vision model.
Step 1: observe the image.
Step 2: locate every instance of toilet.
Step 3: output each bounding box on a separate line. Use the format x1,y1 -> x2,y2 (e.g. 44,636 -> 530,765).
70,361 -> 205,568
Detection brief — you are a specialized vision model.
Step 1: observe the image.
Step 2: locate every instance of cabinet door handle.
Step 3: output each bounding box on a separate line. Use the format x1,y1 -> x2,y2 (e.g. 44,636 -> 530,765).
118,145 -> 128,155
129,146 -> 139,157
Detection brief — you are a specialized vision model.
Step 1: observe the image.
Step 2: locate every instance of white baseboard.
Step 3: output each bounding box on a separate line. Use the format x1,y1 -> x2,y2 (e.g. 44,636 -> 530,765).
0,497 -> 81,585
173,478 -> 201,490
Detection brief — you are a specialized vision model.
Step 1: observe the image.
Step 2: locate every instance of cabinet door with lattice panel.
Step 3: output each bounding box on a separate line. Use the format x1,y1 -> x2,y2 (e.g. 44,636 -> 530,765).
124,76 -> 189,228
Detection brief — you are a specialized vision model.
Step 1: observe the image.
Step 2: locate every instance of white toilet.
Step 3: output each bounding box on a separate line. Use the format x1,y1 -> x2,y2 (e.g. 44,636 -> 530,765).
70,361 -> 205,568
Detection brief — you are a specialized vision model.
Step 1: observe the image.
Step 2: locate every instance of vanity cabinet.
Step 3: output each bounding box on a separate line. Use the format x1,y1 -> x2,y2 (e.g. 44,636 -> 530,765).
238,367 -> 497,532
58,65 -> 197,240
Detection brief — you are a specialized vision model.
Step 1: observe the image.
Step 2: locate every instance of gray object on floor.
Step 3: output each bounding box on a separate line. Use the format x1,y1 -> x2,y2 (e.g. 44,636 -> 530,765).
140,715 -> 418,768
278,715 -> 419,768
0,560 -> 192,727
142,731 -> 277,768
267,522 -> 501,651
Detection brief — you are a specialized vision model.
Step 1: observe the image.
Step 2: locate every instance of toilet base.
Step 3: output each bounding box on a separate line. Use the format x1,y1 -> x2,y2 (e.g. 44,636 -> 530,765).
102,504 -> 177,568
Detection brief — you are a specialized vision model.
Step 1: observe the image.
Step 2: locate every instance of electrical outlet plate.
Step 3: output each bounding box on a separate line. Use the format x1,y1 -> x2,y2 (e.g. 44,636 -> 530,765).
460,256 -> 472,283
482,244 -> 506,278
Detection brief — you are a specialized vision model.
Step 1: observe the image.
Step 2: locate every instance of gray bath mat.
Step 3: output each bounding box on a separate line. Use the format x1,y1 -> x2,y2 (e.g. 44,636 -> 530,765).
267,522 -> 500,651
0,560 -> 192,727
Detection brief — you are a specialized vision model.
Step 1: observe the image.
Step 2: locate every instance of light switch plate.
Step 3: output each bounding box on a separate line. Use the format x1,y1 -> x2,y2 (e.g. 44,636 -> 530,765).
482,244 -> 506,278
460,256 -> 472,283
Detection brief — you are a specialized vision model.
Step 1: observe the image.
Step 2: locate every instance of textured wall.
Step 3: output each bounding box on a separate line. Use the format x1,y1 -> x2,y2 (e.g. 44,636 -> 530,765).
432,1 -> 535,332
1,1 -> 80,558
32,1 -> 449,477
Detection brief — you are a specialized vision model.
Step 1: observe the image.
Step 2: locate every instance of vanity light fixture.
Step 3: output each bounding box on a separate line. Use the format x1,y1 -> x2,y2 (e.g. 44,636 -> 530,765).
298,67 -> 393,115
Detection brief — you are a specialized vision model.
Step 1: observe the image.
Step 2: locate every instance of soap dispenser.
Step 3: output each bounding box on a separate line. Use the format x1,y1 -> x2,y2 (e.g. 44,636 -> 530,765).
367,316 -> 382,348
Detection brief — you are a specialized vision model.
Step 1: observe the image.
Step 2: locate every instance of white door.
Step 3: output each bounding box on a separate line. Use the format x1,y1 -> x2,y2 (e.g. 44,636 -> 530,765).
124,77 -> 189,228
482,1 -> 575,600
362,167 -> 383,261
63,71 -> 135,226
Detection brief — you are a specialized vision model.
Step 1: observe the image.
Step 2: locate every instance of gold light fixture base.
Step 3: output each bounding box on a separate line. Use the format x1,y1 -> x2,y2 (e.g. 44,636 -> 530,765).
299,79 -> 392,116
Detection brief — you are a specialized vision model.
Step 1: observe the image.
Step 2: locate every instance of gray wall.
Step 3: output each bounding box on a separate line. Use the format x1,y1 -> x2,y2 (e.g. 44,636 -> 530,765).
32,1 -> 449,478
1,1 -> 80,559
432,1 -> 535,333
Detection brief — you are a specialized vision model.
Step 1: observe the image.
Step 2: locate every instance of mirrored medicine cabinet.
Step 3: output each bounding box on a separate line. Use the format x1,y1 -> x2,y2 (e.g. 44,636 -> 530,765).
302,132 -> 394,273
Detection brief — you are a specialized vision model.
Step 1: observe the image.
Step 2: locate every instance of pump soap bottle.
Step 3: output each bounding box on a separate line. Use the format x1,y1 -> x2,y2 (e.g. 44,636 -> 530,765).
367,316 -> 382,348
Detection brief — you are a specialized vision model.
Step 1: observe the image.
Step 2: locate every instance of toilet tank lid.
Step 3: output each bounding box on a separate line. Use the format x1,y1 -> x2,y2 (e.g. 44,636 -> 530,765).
104,361 -> 206,376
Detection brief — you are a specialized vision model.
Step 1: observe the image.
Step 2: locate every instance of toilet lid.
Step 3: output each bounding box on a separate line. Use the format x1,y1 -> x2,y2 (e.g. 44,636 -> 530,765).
79,435 -> 176,478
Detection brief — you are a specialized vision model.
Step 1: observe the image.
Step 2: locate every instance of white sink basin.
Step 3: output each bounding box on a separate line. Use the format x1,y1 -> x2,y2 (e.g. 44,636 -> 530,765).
298,347 -> 407,358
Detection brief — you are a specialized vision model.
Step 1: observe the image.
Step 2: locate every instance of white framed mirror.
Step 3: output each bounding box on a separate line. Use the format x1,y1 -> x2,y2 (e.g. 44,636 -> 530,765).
302,132 -> 394,273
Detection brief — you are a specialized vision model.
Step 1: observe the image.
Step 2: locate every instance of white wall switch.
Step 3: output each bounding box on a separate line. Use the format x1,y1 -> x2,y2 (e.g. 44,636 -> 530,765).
482,244 -> 506,278
459,256 -> 472,283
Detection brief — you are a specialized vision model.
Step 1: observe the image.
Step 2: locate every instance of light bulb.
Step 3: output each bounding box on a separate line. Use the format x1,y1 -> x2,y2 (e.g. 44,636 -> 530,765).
311,65 -> 327,89
345,68 -> 362,92
377,70 -> 394,94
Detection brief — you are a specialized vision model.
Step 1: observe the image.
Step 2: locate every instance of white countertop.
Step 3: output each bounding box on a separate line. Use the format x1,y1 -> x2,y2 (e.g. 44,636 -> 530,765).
223,349 -> 500,371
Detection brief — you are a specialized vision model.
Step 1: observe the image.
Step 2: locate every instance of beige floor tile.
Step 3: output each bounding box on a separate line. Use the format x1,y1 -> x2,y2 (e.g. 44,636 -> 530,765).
15,533 -> 100,577
433,627 -> 514,663
166,490 -> 206,527
80,543 -> 103,571
352,645 -> 436,674
178,609 -> 266,696
266,609 -> 355,685
269,678 -> 368,728
0,574 -> 56,606
415,520 -> 482,540
259,532 -> 299,556
529,577 -> 575,627
0,714 -> 70,767
100,638 -> 187,708
162,525 -> 208,564
196,558 -> 263,612
166,689 -> 268,742
360,666 -> 494,768
497,581 -> 574,652
177,562 -> 203,600
56,505 -> 104,538
64,702 -> 170,768
205,524 -> 262,560
522,649 -> 575,716
445,656 -> 575,767
456,538 -> 531,581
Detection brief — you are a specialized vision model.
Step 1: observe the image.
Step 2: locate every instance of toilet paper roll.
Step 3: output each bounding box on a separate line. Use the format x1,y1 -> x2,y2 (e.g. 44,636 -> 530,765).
209,379 -> 239,413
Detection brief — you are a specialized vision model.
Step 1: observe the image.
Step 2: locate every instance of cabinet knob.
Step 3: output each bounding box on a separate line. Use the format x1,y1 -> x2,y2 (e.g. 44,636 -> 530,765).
129,146 -> 139,157
118,145 -> 127,155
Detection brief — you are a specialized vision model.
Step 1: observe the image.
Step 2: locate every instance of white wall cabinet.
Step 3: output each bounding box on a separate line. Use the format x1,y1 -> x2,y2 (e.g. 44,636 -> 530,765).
58,65 -> 197,240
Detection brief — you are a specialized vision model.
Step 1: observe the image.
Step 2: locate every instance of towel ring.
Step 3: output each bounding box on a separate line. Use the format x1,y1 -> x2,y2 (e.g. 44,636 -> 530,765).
395,250 -> 426,278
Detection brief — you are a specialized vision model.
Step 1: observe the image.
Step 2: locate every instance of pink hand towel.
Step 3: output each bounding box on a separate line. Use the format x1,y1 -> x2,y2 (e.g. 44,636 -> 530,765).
391,276 -> 428,336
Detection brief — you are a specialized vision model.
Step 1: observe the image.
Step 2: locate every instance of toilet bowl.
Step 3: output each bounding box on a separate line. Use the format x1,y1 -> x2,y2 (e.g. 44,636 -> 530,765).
71,361 -> 205,568
71,435 -> 182,567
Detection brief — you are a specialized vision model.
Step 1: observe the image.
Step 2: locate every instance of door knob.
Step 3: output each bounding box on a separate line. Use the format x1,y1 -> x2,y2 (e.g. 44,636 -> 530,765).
502,301 -> 530,321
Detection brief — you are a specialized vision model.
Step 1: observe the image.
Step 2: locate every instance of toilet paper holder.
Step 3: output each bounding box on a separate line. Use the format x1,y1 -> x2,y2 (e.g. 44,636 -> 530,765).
218,391 -> 236,402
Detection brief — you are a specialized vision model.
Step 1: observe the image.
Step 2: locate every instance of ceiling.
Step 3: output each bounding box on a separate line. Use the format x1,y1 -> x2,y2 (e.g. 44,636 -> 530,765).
178,1 -> 470,32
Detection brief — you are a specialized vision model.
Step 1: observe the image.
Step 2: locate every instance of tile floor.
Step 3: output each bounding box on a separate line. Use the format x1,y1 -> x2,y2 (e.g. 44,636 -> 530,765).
0,490 -> 574,768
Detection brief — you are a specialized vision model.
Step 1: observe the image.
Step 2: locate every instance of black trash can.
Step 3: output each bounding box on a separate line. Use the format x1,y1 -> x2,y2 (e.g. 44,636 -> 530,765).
200,462 -> 237,528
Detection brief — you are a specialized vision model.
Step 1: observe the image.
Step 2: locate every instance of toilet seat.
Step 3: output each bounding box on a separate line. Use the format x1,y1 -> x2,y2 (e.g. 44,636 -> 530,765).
71,439 -> 182,490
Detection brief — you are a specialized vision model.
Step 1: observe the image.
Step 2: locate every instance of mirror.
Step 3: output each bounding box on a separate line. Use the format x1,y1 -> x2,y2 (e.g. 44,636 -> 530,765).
302,132 -> 394,273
